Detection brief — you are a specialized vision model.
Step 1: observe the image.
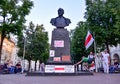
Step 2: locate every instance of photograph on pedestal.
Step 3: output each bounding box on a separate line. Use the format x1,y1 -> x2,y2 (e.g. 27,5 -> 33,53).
50,50 -> 55,57
62,55 -> 71,62
54,40 -> 64,47
53,57 -> 61,62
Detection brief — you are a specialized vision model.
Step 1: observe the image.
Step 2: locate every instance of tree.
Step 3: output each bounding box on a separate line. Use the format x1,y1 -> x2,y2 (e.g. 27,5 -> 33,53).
32,24 -> 49,71
85,0 -> 120,52
17,22 -> 34,71
0,0 -> 33,63
109,0 -> 120,43
17,22 -> 49,71
70,21 -> 91,63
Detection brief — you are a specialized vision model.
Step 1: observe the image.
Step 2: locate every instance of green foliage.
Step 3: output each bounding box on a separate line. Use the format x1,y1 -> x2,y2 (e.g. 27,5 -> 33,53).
68,0 -> 120,63
17,22 -> 49,63
0,0 -> 33,35
70,22 -> 93,63
110,0 -> 120,43
0,0 -> 33,61
85,0 -> 120,51
31,24 -> 49,62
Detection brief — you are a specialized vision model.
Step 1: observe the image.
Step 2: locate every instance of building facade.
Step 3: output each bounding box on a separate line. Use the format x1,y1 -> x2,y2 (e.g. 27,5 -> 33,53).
110,44 -> 120,64
1,38 -> 19,65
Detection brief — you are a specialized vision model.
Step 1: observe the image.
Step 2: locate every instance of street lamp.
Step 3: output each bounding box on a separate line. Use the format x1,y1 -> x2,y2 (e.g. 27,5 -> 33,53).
22,29 -> 31,73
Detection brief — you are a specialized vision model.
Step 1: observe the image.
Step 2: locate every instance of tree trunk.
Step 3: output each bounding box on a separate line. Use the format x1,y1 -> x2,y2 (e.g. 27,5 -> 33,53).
38,60 -> 41,71
0,30 -> 6,64
28,60 -> 31,72
105,40 -> 110,54
34,60 -> 37,71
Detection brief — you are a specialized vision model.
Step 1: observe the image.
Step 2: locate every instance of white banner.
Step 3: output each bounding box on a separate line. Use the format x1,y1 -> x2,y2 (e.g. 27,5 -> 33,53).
54,40 -> 64,47
45,65 -> 75,73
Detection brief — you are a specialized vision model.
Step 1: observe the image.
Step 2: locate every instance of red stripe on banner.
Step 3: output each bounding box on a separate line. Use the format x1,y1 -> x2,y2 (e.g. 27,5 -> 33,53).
85,34 -> 92,46
55,68 -> 64,70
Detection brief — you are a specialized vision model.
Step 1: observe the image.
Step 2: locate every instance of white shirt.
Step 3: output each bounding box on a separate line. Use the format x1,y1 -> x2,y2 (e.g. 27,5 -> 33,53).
102,52 -> 109,62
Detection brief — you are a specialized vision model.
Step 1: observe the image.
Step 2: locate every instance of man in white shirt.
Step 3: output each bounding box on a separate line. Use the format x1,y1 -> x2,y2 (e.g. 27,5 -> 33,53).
101,49 -> 110,73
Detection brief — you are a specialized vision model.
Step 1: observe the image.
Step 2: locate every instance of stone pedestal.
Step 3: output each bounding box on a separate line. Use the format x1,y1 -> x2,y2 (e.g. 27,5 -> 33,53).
48,28 -> 71,62
46,28 -> 74,73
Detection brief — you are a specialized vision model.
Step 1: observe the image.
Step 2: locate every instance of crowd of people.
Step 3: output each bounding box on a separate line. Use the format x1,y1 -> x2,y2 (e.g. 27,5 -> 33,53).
74,49 -> 120,73
2,61 -> 22,74
0,49 -> 119,74
74,51 -> 95,72
0,60 -> 45,74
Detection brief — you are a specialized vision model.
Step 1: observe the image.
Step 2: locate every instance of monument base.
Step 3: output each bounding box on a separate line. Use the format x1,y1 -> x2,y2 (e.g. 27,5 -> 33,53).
26,71 -> 93,76
26,63 -> 93,76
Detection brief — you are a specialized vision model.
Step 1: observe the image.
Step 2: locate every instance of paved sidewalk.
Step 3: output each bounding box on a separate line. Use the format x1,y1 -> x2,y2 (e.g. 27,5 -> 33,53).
0,73 -> 120,84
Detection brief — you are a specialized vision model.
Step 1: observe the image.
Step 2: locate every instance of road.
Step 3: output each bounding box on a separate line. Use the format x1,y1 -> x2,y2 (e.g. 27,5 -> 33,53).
0,73 -> 120,84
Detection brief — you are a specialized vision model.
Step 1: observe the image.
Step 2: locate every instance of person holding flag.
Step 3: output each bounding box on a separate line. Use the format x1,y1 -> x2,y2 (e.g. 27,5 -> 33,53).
74,31 -> 98,72
85,31 -> 94,50
85,30 -> 98,72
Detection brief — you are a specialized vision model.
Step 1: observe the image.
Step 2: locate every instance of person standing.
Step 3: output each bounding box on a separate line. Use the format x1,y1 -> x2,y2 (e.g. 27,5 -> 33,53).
88,52 -> 95,62
88,52 -> 95,72
40,62 -> 45,72
15,62 -> 22,73
101,49 -> 110,74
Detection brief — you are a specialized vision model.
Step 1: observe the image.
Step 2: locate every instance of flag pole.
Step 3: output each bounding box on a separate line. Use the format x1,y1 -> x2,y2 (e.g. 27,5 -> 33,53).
93,32 -> 98,72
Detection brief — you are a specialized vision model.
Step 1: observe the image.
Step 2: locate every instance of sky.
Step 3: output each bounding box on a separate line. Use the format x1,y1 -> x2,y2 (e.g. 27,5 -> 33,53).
25,0 -> 86,43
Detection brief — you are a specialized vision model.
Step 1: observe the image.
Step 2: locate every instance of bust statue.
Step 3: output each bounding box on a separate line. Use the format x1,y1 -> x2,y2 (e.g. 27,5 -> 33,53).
50,8 -> 71,28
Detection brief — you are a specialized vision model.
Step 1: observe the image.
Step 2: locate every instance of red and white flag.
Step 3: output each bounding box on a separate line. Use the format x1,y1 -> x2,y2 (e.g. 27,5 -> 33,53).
85,31 -> 94,50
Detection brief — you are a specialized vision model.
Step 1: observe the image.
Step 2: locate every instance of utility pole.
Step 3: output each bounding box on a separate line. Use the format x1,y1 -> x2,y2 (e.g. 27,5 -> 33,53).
93,32 -> 98,72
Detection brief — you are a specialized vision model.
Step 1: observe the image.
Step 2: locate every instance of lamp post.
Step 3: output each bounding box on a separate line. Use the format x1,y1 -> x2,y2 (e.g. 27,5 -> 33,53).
21,29 -> 32,73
